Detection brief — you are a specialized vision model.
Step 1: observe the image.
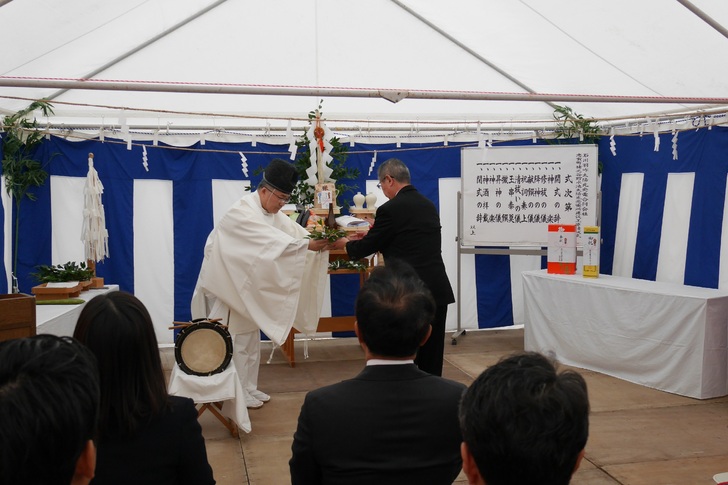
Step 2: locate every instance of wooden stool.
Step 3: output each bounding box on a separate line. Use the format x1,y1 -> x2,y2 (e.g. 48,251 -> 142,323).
198,402 -> 238,437
168,363 -> 251,435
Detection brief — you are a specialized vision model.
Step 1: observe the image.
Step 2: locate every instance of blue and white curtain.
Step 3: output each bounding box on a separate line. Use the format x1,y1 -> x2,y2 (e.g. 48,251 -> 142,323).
601,128 -> 728,289
3,128 -> 728,343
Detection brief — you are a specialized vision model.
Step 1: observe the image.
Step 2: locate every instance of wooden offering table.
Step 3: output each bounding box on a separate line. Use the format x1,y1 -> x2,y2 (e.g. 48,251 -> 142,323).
280,250 -> 374,367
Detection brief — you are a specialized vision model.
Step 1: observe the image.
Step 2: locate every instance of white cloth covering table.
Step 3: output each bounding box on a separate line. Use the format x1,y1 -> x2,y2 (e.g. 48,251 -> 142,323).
523,269 -> 728,399
36,285 -> 119,336
168,363 -> 252,434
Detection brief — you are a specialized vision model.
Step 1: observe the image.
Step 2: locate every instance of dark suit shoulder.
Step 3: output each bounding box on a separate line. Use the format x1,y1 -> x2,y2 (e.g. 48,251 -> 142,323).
305,365 -> 464,398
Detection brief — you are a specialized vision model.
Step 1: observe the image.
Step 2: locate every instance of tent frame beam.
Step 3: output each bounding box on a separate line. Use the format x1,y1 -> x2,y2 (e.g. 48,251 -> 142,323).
44,0 -> 231,102
390,0 -> 558,112
677,0 -> 728,40
3,77 -> 728,105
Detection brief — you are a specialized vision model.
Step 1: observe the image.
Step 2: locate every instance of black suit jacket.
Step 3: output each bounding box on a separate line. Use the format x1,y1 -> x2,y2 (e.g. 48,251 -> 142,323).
346,185 -> 455,305
92,396 -> 215,485
289,364 -> 466,485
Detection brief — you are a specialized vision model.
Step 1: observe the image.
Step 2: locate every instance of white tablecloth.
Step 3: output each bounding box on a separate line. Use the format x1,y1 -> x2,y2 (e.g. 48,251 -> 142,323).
523,270 -> 728,399
36,285 -> 120,336
168,364 -> 251,433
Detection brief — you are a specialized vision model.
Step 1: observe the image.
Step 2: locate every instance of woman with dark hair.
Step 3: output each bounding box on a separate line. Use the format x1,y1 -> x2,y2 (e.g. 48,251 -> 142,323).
74,291 -> 215,485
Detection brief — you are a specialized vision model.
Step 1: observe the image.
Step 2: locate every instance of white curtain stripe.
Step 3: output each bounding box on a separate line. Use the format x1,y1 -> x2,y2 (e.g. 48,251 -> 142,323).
212,179 -> 248,226
134,179 -> 175,344
656,173 -> 694,284
720,174 -> 728,290
509,248 -> 542,325
50,176 -> 86,266
613,173 -> 644,277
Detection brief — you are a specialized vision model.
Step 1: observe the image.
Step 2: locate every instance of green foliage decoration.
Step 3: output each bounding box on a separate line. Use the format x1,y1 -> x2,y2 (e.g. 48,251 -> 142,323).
288,102 -> 360,209
551,105 -> 603,173
2,100 -> 55,288
250,103 -> 359,209
307,221 -> 347,242
328,259 -> 368,271
31,261 -> 95,283
552,105 -> 602,144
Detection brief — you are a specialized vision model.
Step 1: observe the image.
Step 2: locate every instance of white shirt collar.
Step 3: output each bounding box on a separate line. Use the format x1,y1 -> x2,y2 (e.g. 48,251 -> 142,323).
366,359 -> 415,366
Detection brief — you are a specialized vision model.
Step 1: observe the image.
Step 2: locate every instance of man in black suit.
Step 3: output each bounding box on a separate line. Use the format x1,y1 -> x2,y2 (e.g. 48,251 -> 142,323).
332,157 -> 455,376
289,259 -> 466,485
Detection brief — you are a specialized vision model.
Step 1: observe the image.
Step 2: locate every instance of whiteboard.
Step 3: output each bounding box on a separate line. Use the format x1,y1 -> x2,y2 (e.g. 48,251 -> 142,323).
461,145 -> 598,246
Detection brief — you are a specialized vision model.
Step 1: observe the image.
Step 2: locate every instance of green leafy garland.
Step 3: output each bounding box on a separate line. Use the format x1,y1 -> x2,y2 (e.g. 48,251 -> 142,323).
31,261 -> 95,283
328,259 -> 368,271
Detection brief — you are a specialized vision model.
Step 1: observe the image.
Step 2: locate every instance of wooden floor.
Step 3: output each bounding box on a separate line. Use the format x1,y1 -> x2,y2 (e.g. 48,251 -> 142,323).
161,328 -> 728,485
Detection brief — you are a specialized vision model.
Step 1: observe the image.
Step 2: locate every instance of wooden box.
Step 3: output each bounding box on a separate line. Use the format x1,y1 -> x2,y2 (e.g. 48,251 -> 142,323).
0,293 -> 36,342
90,276 -> 105,289
32,282 -> 83,301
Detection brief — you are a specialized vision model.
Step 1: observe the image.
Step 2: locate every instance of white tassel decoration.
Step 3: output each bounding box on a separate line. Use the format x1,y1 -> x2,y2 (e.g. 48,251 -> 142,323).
368,151 -> 377,176
610,128 -> 617,156
240,152 -> 248,177
142,145 -> 149,172
672,130 -> 678,160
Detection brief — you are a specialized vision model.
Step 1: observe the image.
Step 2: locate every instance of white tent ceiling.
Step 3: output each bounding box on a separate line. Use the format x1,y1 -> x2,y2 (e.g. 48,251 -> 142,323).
2,0 -> 728,142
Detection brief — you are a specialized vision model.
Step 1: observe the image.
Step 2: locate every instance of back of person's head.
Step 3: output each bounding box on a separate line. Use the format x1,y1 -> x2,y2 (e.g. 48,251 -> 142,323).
355,258 -> 434,357
459,352 -> 590,485
378,158 -> 411,184
73,291 -> 168,438
0,334 -> 99,485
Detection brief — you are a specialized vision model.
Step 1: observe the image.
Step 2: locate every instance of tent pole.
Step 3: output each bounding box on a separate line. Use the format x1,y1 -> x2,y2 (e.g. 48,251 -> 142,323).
677,0 -> 728,41
44,0 -> 231,102
3,77 -> 728,105
390,0 -> 558,112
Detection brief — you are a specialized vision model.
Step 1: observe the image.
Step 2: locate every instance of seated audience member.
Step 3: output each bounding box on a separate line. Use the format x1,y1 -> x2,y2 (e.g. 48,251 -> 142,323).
73,291 -> 215,485
0,334 -> 100,485
289,259 -> 467,485
459,352 -> 590,485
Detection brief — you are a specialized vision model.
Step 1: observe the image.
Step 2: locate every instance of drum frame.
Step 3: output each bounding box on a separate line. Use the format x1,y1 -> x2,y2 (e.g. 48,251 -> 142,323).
174,319 -> 233,377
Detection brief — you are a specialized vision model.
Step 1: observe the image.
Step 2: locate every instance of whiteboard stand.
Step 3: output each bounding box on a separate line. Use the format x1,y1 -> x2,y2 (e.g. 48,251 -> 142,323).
452,192 -> 546,345
452,191 -> 466,344
454,145 -> 600,344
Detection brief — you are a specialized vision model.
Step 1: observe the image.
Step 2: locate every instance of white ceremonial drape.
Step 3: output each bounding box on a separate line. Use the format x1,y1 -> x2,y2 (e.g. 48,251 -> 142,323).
193,192 -> 328,345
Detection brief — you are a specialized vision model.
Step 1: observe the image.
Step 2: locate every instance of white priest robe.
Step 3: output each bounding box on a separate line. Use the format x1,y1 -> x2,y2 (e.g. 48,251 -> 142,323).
191,191 -> 328,345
